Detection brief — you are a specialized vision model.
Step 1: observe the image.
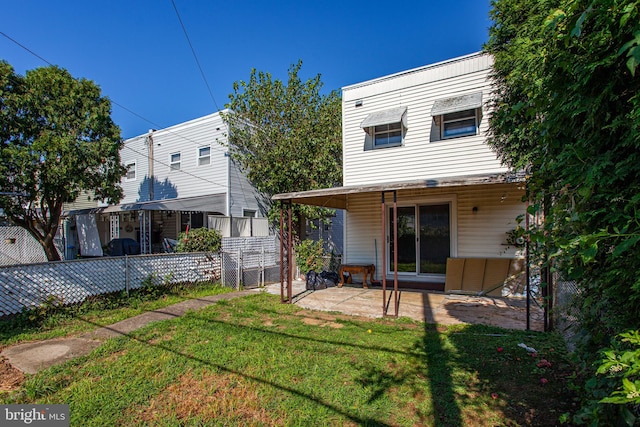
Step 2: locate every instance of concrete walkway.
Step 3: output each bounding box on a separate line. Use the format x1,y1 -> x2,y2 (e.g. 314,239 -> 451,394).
1,290 -> 252,374
2,282 -> 543,375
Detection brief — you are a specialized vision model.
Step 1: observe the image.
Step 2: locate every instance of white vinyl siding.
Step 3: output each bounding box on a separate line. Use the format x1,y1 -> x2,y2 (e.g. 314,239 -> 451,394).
343,184 -> 525,277
228,157 -> 261,217
342,53 -> 506,187
124,113 -> 230,201
119,136 -> 149,203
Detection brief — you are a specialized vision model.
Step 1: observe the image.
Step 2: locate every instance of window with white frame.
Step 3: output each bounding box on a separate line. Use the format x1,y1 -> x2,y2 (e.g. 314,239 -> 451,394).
198,146 -> 211,166
124,161 -> 136,181
373,122 -> 404,147
360,106 -> 408,150
170,152 -> 181,171
431,93 -> 482,141
441,109 -> 478,139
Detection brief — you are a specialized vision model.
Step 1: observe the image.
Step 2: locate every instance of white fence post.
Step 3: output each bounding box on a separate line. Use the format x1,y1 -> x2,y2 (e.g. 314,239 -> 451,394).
236,248 -> 242,290
220,252 -> 225,287
260,246 -> 265,287
125,255 -> 130,295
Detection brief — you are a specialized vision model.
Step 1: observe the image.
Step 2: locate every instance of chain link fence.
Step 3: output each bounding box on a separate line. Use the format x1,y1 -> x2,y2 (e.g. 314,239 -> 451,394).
0,227 -> 50,266
0,236 -> 280,317
553,271 -> 581,351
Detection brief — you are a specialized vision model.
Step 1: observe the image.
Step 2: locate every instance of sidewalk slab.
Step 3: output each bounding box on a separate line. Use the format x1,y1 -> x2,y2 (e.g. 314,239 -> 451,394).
1,290 -> 252,374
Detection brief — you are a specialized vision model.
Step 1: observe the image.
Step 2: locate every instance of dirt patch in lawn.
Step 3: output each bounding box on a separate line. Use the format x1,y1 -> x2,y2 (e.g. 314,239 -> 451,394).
0,356 -> 24,391
133,372 -> 285,425
294,310 -> 346,328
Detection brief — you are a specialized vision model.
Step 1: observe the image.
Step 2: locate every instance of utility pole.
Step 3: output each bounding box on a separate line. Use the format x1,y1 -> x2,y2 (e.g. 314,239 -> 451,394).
146,129 -> 155,201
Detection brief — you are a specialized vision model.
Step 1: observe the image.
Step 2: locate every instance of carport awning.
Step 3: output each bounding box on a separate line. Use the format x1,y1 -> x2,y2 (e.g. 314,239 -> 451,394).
431,92 -> 483,116
112,193 -> 227,213
65,193 -> 228,216
272,172 -> 524,209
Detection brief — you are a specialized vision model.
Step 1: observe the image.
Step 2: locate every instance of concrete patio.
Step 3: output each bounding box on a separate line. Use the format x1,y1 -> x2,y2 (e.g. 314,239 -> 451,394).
258,281 -> 544,331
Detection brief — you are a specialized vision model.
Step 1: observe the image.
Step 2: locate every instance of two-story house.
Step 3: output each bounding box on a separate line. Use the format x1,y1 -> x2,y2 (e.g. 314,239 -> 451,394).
63,111 -> 268,257
274,53 -> 525,297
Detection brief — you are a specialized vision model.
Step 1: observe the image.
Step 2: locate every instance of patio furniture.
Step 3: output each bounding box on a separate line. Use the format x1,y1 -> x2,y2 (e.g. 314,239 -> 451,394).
444,258 -> 525,297
339,264 -> 376,288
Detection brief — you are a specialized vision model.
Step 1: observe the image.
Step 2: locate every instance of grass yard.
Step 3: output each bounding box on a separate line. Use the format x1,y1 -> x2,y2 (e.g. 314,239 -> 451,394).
0,281 -> 233,346
1,292 -> 572,426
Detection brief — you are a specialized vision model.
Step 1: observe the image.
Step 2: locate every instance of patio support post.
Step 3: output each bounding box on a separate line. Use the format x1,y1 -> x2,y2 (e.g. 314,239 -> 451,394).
393,190 -> 398,318
381,192 -> 387,316
280,202 -> 285,303
287,200 -> 293,303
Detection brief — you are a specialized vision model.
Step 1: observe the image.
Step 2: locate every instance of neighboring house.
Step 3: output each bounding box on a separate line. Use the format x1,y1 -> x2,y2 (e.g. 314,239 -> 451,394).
63,111 -> 269,257
274,52 -> 525,291
305,211 -> 344,256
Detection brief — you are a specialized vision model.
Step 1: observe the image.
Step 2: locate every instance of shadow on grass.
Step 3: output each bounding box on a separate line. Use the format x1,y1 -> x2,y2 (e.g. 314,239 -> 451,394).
420,293 -> 463,427
64,305 -> 394,426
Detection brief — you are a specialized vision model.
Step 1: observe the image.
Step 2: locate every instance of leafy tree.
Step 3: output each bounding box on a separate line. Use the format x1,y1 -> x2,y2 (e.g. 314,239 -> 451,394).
486,0 -> 640,423
222,61 -> 342,238
0,62 -> 125,261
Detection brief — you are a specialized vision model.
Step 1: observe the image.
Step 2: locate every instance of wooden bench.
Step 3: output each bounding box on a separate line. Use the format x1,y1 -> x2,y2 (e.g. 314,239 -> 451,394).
339,264 -> 376,288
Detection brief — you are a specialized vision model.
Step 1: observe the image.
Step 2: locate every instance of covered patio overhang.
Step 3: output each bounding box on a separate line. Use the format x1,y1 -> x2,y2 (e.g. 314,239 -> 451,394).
273,172 -> 531,322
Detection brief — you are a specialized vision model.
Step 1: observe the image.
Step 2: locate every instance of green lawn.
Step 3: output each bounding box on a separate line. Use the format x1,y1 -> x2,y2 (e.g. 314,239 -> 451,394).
0,282 -> 233,346
1,292 -> 572,426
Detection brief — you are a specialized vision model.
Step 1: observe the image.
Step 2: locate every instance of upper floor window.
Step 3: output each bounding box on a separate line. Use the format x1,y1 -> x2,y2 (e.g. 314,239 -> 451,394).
441,109 -> 478,139
124,161 -> 136,181
431,92 -> 482,141
198,146 -> 211,166
361,106 -> 407,150
170,152 -> 181,171
374,122 -> 403,147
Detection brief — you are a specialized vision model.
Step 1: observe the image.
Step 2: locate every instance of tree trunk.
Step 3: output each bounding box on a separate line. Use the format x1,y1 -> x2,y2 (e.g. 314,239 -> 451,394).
43,239 -> 62,261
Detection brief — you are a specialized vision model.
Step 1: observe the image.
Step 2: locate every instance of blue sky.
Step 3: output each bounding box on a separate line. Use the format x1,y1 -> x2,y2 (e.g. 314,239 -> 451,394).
1,1 -> 492,139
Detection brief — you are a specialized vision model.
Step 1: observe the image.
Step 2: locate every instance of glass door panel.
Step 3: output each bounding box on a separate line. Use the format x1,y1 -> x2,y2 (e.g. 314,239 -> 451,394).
389,207 -> 416,273
419,204 -> 450,274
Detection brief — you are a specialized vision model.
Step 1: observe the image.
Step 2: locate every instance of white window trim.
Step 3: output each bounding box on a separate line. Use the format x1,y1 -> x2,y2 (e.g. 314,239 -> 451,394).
169,152 -> 181,172
385,195 -> 458,283
440,109 -> 479,140
124,161 -> 136,181
372,122 -> 404,148
242,208 -> 257,218
197,146 -> 211,166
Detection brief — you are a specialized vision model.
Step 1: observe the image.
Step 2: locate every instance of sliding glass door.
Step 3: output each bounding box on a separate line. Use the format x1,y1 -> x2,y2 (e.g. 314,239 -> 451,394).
388,203 -> 451,276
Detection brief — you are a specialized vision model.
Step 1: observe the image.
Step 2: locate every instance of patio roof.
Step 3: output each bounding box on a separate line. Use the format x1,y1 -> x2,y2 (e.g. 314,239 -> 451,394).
271,172 -> 524,209
64,193 -> 227,217
275,170 -> 531,321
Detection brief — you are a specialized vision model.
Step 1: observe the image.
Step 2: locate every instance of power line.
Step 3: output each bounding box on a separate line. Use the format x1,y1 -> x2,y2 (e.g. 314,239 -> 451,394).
0,31 -> 53,67
0,31 -> 230,192
0,30 -> 221,149
171,0 -> 220,111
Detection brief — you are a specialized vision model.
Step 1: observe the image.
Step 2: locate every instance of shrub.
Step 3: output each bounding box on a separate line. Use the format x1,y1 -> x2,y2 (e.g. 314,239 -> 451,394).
295,239 -> 325,274
175,228 -> 222,253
